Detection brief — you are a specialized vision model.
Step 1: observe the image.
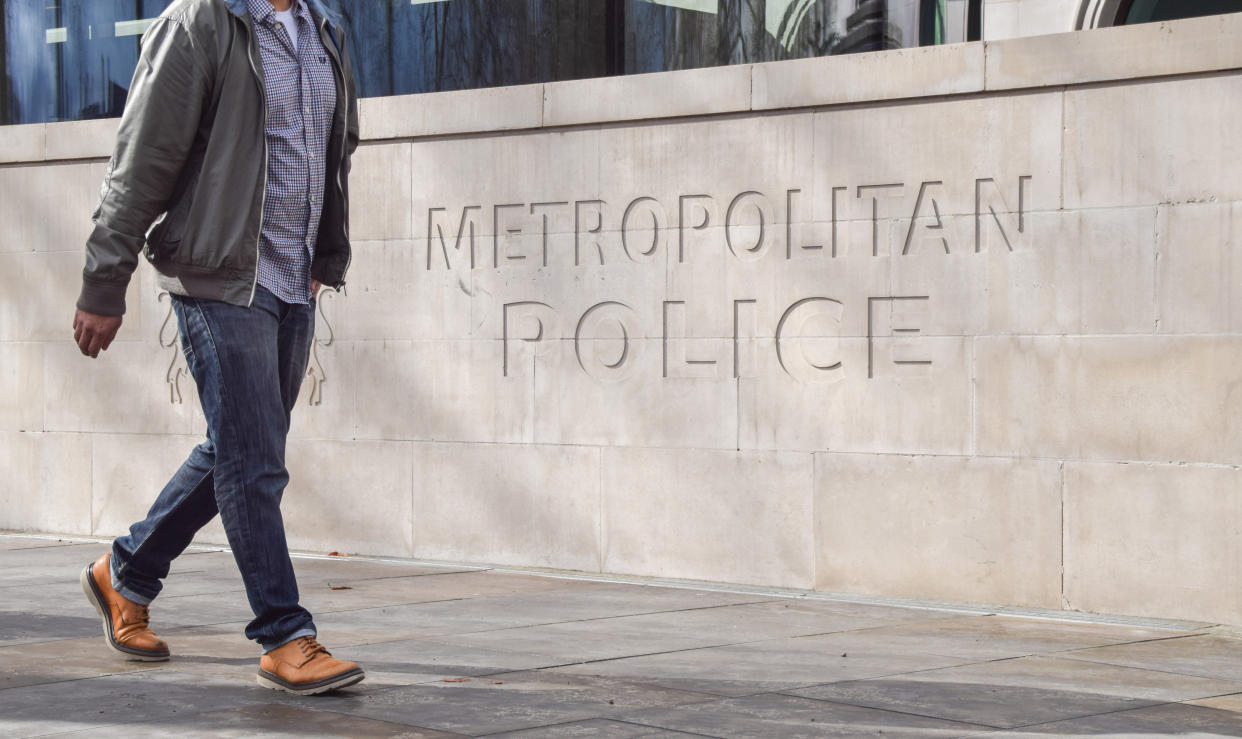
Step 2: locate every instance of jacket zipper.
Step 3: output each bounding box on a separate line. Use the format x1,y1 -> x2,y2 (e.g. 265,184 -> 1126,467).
245,21 -> 268,307
321,17 -> 349,291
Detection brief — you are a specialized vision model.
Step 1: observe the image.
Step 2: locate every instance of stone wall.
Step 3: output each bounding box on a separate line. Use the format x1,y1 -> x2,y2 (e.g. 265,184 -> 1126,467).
2,13 -> 1241,624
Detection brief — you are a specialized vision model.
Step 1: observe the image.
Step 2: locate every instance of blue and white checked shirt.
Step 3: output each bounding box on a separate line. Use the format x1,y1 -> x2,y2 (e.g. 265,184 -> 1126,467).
249,0 -> 337,304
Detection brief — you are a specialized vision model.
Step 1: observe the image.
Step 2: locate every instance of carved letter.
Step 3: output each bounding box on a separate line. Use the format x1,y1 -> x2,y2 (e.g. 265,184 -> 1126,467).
502,301 -> 558,378
530,201 -> 569,267
493,203 -> 527,266
427,206 -> 483,271
902,181 -> 950,255
574,200 -> 606,266
575,302 -> 641,381
776,297 -> 844,384
621,196 -> 665,264
726,191 -> 771,262
677,194 -> 713,263
662,301 -> 720,379
830,185 -> 849,258
867,296 -> 932,379
785,188 -> 822,260
856,183 -> 904,257
975,176 -> 1032,252
733,299 -> 758,379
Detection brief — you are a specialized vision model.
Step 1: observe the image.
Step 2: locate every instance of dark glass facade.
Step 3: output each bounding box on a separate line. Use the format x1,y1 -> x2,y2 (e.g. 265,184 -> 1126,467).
1,0 -> 1119,127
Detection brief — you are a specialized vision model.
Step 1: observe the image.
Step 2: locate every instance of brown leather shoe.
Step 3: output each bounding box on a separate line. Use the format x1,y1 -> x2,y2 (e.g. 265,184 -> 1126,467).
257,636 -> 365,695
80,553 -> 170,662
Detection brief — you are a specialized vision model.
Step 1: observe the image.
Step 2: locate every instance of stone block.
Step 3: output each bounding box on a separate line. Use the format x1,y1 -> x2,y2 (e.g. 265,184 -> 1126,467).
349,142 -> 412,241
410,441 -> 601,571
44,118 -> 118,161
1156,202 -> 1242,334
739,336 -> 972,455
668,230 -> 892,341
601,447 -> 814,589
289,323 -> 357,441
409,127 -> 600,230
975,336 -> 1242,464
360,83 -> 543,140
0,161 -> 109,253
0,342 -> 43,432
353,340 -> 535,444
892,207 -> 1157,336
331,240 -> 474,341
1064,75 -> 1242,209
987,12 -> 1242,90
752,43 -> 983,111
471,251 -> 671,342
44,341 -> 195,435
532,338 -> 739,450
1064,461 -> 1242,624
283,439 -> 414,557
0,432 -> 92,534
0,251 -> 141,342
90,433 -> 202,538
814,453 -> 1062,607
596,113 -> 815,223
0,123 -> 45,164
544,64 -> 750,127
812,91 -> 1062,225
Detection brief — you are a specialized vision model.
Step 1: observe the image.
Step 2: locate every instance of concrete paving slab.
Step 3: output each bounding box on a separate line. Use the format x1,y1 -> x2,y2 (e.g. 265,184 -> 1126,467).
316,672 -> 717,736
790,655 -> 1242,729
46,704 -> 463,738
0,636 -> 163,691
486,717 -> 701,737
0,670 -> 273,738
787,614 -> 1189,662
1190,691 -> 1242,712
0,543 -> 109,587
0,537 -> 81,552
335,636 -> 571,679
980,701 -> 1242,737
616,692 -> 993,738
1063,634 -> 1242,682
549,636 -> 973,697
2,534 -> 1239,738
449,599 -> 962,663
0,609 -> 102,648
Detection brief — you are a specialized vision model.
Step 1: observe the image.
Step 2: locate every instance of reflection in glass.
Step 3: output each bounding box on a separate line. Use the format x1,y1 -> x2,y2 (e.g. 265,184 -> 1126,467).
1123,0 -> 1242,24
2,0 -> 166,124
3,0 -> 995,126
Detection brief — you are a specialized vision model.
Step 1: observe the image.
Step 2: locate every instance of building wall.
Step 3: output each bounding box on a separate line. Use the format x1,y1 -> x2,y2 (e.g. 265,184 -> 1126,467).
2,13 -> 1241,624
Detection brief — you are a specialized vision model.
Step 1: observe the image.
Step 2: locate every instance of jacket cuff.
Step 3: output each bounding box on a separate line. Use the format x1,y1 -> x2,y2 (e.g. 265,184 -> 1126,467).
77,274 -> 129,316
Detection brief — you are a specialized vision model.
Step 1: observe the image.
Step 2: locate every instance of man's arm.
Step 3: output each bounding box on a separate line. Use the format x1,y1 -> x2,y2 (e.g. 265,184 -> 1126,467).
75,17 -> 211,357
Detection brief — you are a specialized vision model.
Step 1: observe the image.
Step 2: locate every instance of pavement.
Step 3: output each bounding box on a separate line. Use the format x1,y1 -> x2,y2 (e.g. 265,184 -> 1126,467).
3,534 -> 1242,738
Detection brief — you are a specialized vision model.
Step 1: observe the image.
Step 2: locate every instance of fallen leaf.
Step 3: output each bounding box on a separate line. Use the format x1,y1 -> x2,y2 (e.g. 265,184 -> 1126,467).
329,585 -> 353,591
443,678 -> 469,683
327,551 -> 344,557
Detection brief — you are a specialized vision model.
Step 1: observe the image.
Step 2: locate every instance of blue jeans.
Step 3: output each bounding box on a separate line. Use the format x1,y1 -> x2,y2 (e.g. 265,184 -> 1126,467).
110,285 -> 316,651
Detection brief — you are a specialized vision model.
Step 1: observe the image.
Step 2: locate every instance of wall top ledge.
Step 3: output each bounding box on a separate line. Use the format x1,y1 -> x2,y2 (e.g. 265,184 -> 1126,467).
8,11 -> 1240,163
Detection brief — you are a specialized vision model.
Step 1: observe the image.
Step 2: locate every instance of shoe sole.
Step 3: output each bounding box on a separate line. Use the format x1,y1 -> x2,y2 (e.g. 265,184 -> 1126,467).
256,668 -> 366,695
80,563 -> 170,663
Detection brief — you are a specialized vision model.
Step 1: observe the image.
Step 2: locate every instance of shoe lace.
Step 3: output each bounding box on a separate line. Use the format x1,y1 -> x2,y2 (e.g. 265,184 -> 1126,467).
296,636 -> 330,658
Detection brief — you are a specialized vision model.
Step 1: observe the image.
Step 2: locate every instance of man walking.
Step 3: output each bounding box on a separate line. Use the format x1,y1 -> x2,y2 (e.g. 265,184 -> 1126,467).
71,0 -> 363,695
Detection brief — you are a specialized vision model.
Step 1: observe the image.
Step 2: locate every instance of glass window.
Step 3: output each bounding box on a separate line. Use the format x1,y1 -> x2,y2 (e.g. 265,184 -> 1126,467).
2,0 -> 985,125
1123,0 -> 1242,24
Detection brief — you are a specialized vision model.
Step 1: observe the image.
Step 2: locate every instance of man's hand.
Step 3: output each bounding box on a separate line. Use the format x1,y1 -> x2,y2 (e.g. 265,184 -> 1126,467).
73,309 -> 123,358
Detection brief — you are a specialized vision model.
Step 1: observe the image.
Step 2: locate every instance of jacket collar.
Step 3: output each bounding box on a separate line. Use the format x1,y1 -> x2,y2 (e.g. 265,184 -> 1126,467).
224,0 -> 339,27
